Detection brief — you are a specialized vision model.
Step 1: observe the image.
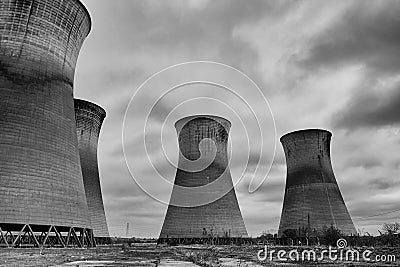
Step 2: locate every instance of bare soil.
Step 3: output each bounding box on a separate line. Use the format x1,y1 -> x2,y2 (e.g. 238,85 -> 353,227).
0,244 -> 398,266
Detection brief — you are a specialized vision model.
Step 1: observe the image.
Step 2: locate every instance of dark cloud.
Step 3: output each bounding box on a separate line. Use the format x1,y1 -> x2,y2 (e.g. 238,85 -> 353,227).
298,1 -> 400,75
79,0 -> 296,93
295,1 -> 400,130
333,83 -> 400,129
341,154 -> 382,169
368,178 -> 395,191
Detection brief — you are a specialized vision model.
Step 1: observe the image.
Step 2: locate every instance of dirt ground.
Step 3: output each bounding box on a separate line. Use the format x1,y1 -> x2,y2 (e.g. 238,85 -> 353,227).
0,244 -> 399,267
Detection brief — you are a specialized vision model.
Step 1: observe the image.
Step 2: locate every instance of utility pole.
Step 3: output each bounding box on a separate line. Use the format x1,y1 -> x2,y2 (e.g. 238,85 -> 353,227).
126,223 -> 130,238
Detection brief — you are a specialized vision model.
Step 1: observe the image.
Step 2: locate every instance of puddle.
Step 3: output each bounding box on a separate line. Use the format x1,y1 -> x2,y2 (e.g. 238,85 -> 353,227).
219,257 -> 264,267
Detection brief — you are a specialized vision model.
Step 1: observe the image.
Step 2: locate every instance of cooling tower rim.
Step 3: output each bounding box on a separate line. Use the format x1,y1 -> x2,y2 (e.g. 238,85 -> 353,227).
174,115 -> 232,129
75,0 -> 92,35
74,98 -> 106,118
280,128 -> 332,142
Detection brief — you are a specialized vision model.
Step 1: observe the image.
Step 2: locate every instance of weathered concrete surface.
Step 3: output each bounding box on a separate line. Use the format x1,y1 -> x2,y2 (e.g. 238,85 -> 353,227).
75,99 -> 109,238
160,116 -> 248,239
278,129 -> 356,236
0,0 -> 91,229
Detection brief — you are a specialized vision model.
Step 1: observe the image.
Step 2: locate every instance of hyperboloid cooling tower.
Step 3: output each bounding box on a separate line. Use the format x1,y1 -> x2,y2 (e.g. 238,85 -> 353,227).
74,99 -> 109,239
278,129 -> 356,237
0,0 -> 93,247
159,116 -> 248,243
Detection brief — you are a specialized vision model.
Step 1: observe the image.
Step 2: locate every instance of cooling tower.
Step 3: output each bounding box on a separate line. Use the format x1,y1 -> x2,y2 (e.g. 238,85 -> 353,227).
278,129 -> 356,237
74,99 -> 109,239
159,116 -> 248,243
0,0 -> 93,247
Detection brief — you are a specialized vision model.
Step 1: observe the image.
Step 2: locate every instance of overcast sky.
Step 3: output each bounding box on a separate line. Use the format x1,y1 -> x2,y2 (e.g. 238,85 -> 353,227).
75,0 -> 400,237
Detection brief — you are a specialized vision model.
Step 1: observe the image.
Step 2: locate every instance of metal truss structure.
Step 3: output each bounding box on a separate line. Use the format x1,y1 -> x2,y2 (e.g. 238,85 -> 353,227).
0,224 -> 95,248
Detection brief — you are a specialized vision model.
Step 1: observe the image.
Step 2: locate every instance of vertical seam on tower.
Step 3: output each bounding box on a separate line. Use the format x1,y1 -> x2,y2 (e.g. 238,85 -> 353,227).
325,185 -> 337,228
18,0 -> 35,58
63,2 -> 79,70
320,151 -> 336,227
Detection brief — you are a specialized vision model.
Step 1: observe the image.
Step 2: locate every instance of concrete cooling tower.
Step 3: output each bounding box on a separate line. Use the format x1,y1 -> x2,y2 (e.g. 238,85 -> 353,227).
0,0 -> 93,247
159,116 -> 248,244
74,99 -> 109,241
278,129 -> 356,237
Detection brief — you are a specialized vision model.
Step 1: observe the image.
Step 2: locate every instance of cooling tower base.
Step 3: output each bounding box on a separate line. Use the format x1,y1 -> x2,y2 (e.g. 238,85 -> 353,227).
158,236 -> 252,246
0,223 -> 95,248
